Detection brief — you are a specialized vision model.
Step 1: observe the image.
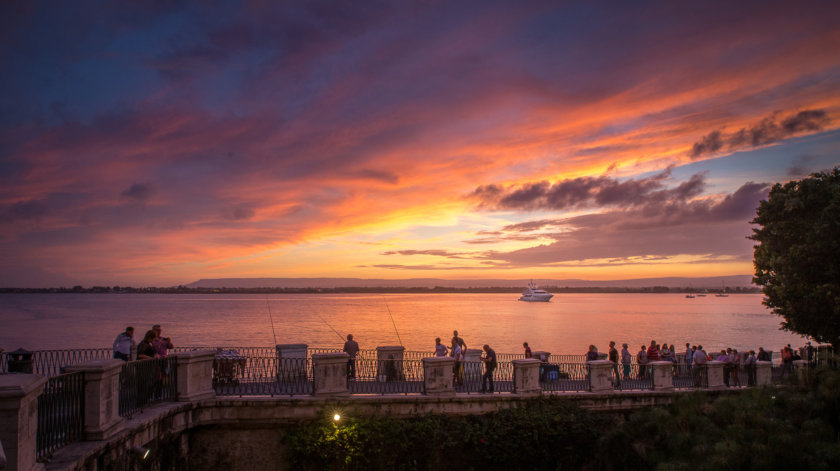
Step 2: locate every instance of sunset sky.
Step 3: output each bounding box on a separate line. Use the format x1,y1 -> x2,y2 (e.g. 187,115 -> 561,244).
1,1 -> 839,288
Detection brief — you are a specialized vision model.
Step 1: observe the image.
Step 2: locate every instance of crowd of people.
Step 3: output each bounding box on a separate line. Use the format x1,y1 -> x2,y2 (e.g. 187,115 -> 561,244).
111,324 -> 173,361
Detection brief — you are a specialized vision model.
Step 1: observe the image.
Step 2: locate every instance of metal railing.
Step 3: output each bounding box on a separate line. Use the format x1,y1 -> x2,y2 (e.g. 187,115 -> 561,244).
118,357 -> 177,418
538,363 -> 590,392
615,364 -> 653,391
453,360 -> 515,394
36,371 -> 85,462
213,353 -> 313,396
347,358 -> 425,395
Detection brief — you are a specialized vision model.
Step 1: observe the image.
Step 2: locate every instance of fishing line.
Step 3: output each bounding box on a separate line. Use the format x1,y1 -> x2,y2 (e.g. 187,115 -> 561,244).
314,310 -> 346,342
266,298 -> 278,345
381,295 -> 403,346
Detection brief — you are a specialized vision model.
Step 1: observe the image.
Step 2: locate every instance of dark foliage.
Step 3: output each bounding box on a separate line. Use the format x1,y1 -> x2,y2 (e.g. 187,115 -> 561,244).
750,167 -> 840,348
283,397 -> 608,470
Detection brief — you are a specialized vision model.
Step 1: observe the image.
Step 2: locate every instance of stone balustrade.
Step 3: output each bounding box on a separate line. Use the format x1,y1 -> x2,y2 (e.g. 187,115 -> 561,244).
586,360 -> 614,393
0,374 -> 46,471
0,342 -> 818,470
64,359 -> 125,441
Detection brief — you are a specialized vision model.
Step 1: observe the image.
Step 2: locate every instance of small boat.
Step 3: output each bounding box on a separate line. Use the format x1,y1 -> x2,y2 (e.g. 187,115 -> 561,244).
715,292 -> 729,297
686,292 -> 695,299
519,281 -> 553,302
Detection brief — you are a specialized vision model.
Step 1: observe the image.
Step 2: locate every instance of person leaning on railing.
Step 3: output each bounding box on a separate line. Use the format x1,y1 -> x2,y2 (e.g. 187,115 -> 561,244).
137,330 -> 159,360
112,326 -> 135,362
693,345 -> 708,387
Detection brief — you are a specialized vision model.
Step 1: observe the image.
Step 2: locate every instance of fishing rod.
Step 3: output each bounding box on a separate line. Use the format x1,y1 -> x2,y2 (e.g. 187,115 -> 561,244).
266,298 -> 278,345
314,310 -> 346,342
381,295 -> 403,346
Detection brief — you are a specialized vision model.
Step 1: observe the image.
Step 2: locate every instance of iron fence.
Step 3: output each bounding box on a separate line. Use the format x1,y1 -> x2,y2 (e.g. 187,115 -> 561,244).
347,358 -> 425,394
615,363 -> 653,391
453,360 -> 515,394
214,353 -> 313,396
36,371 -> 85,462
539,363 -> 590,392
118,357 -> 177,418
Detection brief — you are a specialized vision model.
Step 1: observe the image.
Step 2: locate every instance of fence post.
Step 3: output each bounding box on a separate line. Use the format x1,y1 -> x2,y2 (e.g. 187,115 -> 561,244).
705,361 -> 726,389
587,360 -> 614,393
312,353 -> 350,398
64,360 -> 125,440
422,357 -> 455,397
172,350 -> 216,402
650,361 -> 674,391
276,344 -> 308,381
376,346 -> 405,381
513,359 -> 541,396
793,360 -> 810,384
0,374 -> 46,471
755,361 -> 772,386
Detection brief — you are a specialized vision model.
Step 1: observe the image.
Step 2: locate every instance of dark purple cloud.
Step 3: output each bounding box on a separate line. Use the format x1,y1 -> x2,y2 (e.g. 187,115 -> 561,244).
689,109 -> 830,159
465,180 -> 770,266
471,169 -> 706,212
120,183 -> 155,203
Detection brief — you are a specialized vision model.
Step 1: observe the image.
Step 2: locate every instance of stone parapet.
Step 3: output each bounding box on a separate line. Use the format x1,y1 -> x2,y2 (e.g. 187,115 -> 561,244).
0,374 -> 47,471
276,344 -> 308,381
587,360 -> 614,393
705,361 -> 726,389
64,359 -> 125,441
172,350 -> 216,402
755,361 -> 772,386
422,357 -> 455,397
649,361 -> 675,391
512,359 -> 541,396
312,353 -> 350,398
793,360 -> 810,384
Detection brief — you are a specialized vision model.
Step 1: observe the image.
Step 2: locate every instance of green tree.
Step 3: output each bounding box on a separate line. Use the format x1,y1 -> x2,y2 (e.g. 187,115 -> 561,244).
750,167 -> 840,349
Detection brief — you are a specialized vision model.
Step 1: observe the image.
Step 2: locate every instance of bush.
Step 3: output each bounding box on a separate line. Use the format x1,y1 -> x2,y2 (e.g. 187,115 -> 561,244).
283,397 -> 609,470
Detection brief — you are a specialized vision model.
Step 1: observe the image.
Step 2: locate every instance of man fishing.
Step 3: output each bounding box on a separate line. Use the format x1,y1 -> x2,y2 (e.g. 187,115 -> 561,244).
343,334 -> 359,379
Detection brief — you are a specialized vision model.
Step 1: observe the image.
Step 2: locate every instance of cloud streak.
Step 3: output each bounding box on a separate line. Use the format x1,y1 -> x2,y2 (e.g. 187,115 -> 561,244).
689,109 -> 830,158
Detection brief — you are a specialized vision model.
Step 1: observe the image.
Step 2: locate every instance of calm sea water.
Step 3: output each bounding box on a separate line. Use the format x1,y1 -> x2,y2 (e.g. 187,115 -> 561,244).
0,293 -> 808,354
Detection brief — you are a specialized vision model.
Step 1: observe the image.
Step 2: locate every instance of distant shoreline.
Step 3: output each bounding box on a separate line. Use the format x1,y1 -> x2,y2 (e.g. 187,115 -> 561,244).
0,286 -> 761,294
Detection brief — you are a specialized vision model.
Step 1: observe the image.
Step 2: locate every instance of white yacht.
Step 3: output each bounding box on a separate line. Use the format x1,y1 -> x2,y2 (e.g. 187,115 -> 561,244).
519,281 -> 553,302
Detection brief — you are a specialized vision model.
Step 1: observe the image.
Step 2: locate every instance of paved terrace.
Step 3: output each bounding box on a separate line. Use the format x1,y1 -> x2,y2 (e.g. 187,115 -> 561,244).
0,345 -> 816,471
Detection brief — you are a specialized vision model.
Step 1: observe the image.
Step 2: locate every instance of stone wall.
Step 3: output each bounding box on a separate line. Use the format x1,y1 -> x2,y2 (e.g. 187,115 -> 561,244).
43,389 -> 737,471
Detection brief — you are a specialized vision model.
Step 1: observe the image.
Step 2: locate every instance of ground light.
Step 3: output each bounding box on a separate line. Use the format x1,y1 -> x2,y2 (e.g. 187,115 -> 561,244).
132,446 -> 150,460
333,413 -> 341,421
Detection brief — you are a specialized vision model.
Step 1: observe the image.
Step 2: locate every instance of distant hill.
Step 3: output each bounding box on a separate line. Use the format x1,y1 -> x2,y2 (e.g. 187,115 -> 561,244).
186,275 -> 755,289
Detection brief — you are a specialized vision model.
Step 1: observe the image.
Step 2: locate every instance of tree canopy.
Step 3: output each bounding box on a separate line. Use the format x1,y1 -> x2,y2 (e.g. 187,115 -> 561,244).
751,167 -> 840,348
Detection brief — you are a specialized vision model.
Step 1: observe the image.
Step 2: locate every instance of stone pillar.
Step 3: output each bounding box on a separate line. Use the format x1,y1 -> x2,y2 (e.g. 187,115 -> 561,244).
172,350 -> 216,402
0,374 -> 46,471
276,344 -> 308,381
649,361 -> 674,391
463,349 -> 483,383
705,361 -> 726,389
587,360 -> 614,393
793,360 -> 810,384
376,346 -> 405,382
422,357 -> 455,397
755,361 -> 772,386
513,359 -> 541,396
531,351 -> 550,363
64,359 -> 125,440
312,353 -> 350,398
